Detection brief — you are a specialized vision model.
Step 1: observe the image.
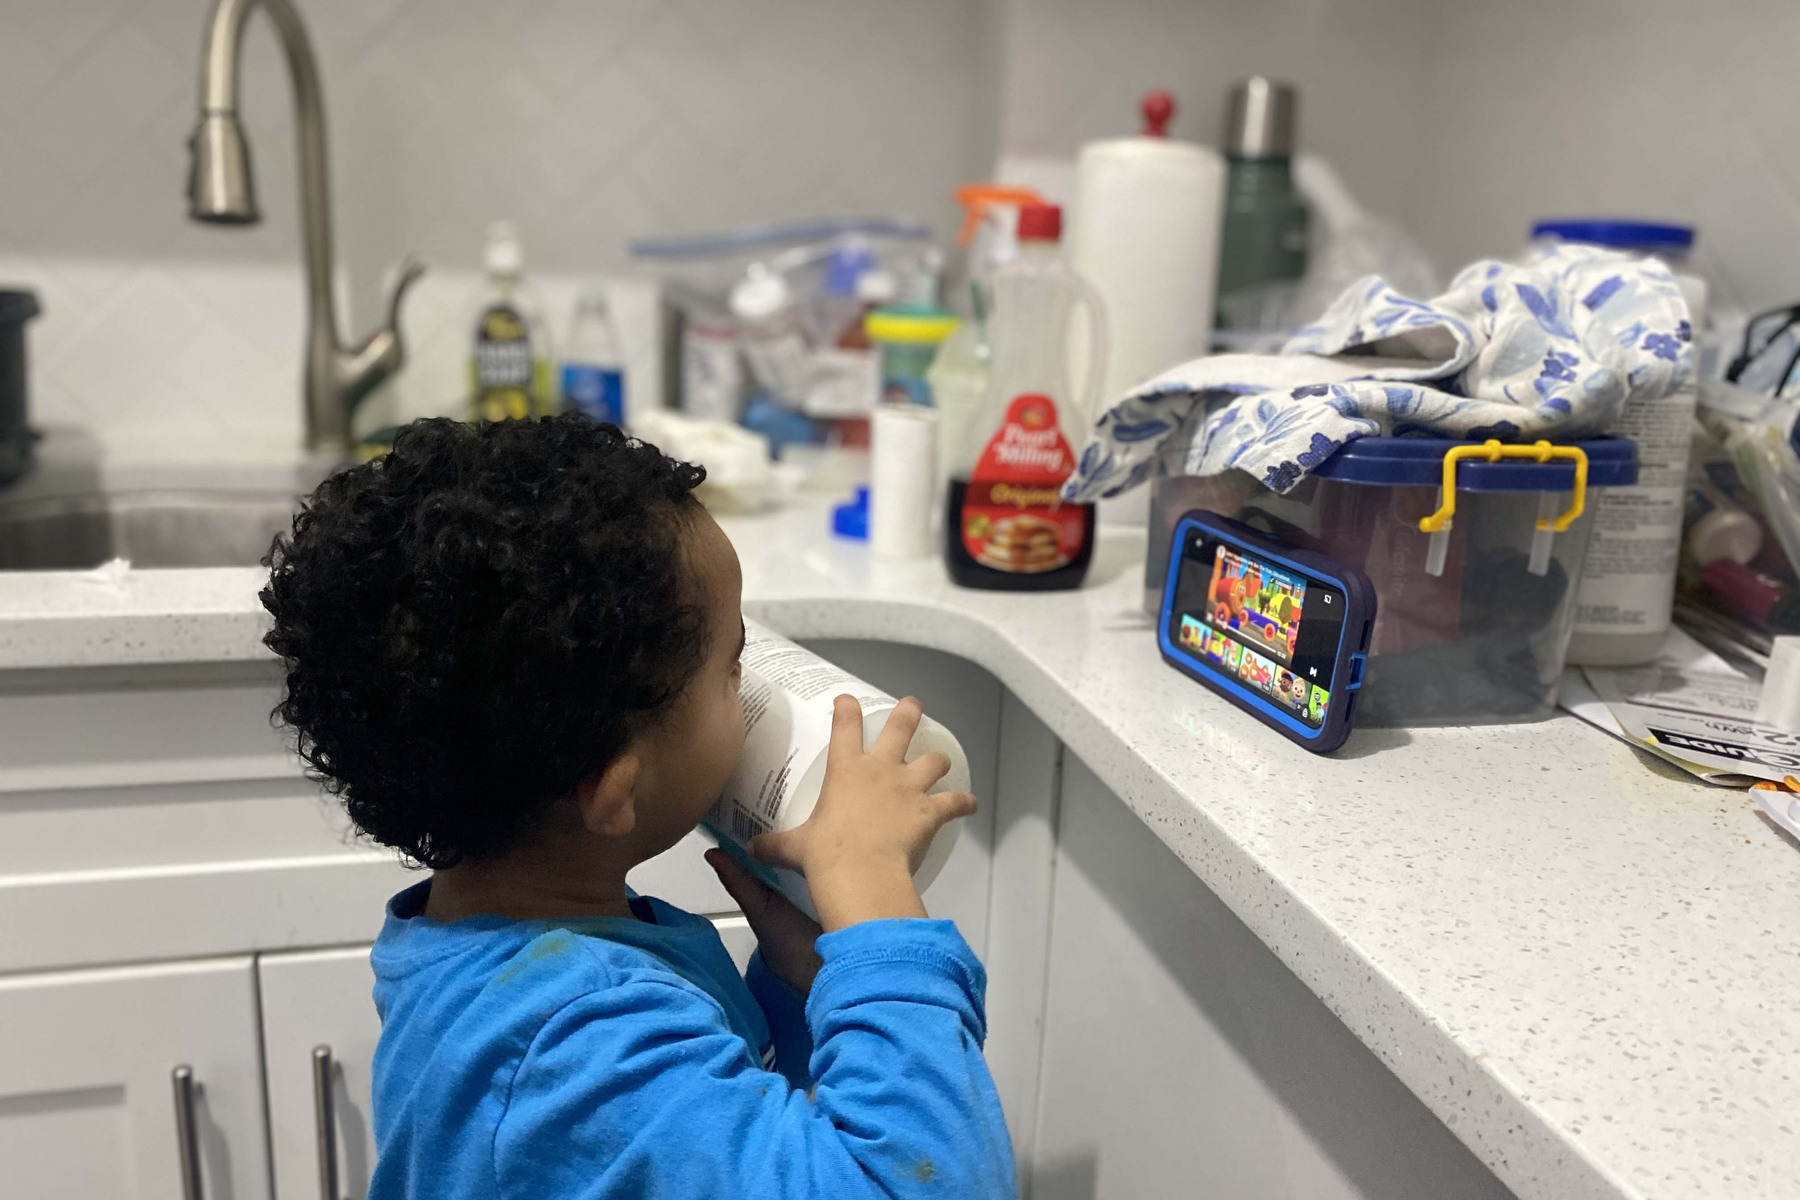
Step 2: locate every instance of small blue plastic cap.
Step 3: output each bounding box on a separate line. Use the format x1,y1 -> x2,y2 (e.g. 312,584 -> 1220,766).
832,486 -> 870,540
1531,219 -> 1694,253
824,243 -> 876,295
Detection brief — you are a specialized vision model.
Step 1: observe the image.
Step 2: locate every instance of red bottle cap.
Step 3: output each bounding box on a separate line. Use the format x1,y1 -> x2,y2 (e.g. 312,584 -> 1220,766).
1141,89 -> 1175,137
1016,203 -> 1062,242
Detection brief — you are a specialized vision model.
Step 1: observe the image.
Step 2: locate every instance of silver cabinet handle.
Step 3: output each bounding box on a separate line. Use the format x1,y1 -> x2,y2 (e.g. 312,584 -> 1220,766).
171,1065 -> 204,1200
312,1045 -> 340,1200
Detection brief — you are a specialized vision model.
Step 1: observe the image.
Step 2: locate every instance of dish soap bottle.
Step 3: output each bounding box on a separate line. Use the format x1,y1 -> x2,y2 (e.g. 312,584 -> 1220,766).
560,285 -> 627,426
470,220 -> 552,422
945,203 -> 1107,591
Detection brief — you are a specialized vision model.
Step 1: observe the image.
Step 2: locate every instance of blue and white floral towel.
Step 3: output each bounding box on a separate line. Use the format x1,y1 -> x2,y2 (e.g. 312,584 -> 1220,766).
1063,243 -> 1691,500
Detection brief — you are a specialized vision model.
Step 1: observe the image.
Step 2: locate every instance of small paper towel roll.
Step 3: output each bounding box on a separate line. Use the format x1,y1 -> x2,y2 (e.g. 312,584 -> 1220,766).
1071,133 -> 1225,405
871,403 -> 938,559
1760,636 -> 1800,734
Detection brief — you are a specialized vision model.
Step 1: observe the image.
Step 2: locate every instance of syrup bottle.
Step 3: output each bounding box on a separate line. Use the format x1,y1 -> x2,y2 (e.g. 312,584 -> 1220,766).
945,203 -> 1107,591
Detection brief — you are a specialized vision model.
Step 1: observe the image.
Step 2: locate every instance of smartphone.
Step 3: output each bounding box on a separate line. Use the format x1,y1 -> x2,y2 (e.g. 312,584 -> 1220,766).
1158,510 -> 1377,754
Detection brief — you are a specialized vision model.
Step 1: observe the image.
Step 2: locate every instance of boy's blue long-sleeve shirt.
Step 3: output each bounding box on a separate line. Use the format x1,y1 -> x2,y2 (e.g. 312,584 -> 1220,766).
368,882 -> 1016,1199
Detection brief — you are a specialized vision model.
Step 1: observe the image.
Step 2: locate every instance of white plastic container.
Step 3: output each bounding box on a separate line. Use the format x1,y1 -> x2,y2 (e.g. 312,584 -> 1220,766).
704,621 -> 969,917
870,403 -> 938,559
1761,636 -> 1800,734
1524,221 -> 1704,666
560,286 -> 627,426
1567,270 -> 1708,665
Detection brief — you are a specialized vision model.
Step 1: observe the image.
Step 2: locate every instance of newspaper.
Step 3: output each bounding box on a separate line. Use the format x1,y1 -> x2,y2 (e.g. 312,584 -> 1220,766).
1562,627 -> 1800,786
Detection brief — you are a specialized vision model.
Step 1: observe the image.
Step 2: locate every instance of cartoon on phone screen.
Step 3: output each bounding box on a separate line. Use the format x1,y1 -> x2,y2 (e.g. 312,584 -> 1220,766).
1206,545 -> 1305,665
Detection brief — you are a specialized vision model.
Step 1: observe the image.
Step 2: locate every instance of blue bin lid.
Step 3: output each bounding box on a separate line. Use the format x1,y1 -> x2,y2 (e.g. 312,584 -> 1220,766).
1531,219 -> 1694,254
1311,437 -> 1637,491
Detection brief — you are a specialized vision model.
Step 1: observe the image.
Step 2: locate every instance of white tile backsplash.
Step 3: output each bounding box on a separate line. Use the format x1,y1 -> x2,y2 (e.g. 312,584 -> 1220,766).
3,0 -> 1798,459
0,0 -> 993,456
1411,0 -> 1800,317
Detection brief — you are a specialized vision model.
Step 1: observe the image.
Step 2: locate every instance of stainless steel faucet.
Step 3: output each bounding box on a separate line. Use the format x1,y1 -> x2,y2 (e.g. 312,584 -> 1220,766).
187,0 -> 422,455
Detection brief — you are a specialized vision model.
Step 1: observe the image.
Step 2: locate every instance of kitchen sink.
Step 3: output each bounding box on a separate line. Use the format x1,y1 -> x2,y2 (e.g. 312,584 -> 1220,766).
0,491 -> 300,570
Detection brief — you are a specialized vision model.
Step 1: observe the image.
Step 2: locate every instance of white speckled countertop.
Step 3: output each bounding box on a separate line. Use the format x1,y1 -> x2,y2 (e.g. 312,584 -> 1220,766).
1,493 -> 1795,1199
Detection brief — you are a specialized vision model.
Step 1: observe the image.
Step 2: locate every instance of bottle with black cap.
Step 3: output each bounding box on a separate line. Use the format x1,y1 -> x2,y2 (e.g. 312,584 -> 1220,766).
1215,78 -> 1309,330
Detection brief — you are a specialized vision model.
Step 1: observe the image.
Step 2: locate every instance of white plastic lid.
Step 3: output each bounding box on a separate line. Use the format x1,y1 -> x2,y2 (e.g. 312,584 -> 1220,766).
485,220 -> 523,275
729,268 -> 792,322
1687,507 -> 1763,568
856,268 -> 898,305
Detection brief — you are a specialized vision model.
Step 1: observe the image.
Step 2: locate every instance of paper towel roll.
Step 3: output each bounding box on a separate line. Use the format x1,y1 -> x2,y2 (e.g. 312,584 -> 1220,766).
871,403 -> 938,559
1070,133 -> 1225,406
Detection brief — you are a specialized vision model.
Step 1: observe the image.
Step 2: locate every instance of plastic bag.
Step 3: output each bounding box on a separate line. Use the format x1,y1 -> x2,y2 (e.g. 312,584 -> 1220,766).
1213,156 -> 1440,352
1698,378 -> 1800,574
632,218 -> 938,415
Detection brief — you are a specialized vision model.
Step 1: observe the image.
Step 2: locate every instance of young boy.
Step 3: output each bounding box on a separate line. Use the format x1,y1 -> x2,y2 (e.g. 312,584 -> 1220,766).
262,415 -> 1016,1199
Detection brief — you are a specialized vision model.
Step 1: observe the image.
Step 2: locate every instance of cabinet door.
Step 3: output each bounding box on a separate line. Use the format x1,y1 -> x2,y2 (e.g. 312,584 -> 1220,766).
0,957 -> 268,1200
258,947 -> 380,1200
1029,755 -> 1511,1200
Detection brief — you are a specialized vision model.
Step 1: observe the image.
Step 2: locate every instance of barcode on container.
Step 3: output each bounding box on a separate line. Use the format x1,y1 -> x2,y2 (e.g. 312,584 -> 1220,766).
727,805 -> 769,843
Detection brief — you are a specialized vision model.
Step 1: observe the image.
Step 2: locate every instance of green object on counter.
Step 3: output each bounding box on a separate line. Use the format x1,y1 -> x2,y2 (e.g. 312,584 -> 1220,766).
864,307 -> 959,406
1216,158 -> 1309,318
1215,78 -> 1309,330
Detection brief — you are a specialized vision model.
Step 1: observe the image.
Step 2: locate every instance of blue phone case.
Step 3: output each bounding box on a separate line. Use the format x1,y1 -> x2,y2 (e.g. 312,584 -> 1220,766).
1157,510 -> 1377,755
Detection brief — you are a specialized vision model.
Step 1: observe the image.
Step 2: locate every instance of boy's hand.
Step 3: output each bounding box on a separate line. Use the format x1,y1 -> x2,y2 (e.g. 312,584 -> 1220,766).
705,849 -> 822,996
748,696 -> 976,933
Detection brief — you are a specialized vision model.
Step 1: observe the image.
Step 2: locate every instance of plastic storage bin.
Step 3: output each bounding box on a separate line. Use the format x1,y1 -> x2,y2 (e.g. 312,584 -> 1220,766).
1146,437 -> 1639,726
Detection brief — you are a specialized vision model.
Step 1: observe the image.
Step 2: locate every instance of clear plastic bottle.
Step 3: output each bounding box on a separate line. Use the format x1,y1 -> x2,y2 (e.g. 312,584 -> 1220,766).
945,203 -> 1107,591
560,286 -> 627,426
469,221 -> 553,422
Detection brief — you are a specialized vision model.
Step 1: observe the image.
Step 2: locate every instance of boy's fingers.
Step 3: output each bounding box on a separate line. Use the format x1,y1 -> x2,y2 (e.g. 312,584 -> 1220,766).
704,848 -> 777,917
932,790 -> 978,824
707,849 -> 820,939
826,695 -> 865,763
905,749 -> 953,788
747,828 -> 806,872
873,697 -> 923,761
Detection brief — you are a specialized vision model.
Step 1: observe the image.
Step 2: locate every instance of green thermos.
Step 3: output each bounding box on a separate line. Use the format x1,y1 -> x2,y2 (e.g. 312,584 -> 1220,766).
1216,78 -> 1309,329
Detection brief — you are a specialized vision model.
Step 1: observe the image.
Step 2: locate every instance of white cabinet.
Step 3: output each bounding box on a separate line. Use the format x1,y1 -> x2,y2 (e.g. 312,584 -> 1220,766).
0,957 -> 269,1200
259,948 -> 382,1200
1027,754 -> 1513,1200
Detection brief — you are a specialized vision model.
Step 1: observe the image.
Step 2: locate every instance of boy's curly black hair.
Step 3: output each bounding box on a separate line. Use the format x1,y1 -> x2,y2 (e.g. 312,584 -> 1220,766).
262,415 -> 709,869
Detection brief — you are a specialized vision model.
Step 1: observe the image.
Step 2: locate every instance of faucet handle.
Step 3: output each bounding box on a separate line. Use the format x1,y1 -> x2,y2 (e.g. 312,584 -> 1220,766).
339,254 -> 426,415
384,255 -> 425,332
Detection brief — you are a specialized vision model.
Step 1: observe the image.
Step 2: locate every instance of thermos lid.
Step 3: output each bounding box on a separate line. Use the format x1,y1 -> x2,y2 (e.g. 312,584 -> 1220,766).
1225,78 -> 1298,158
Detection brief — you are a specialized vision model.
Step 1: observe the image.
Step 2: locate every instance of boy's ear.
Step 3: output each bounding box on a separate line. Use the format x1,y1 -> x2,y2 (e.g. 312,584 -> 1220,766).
575,752 -> 639,839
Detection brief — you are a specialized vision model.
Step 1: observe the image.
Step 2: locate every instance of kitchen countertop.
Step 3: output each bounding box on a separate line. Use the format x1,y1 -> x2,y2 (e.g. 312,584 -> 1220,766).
1,493 -> 1795,1200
